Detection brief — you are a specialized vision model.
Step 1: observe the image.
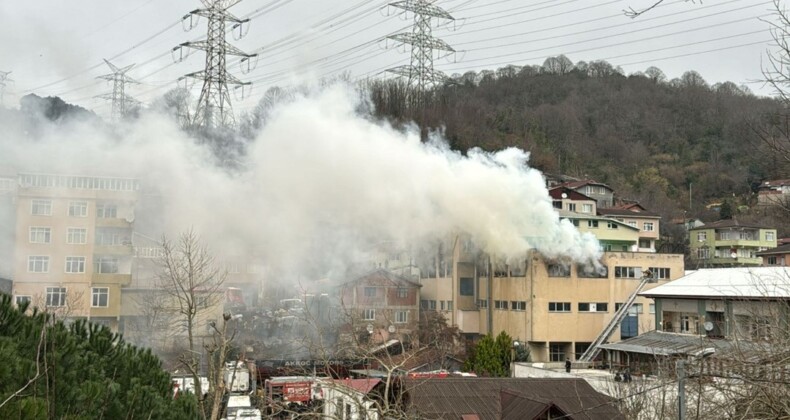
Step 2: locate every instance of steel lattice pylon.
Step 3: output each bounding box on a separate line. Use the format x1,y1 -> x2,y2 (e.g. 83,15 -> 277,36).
178,0 -> 254,129
96,60 -> 139,122
0,71 -> 13,107
386,0 -> 455,101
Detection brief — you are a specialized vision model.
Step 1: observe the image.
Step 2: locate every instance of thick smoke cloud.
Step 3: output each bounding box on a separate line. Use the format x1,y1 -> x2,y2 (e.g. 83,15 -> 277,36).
0,83 -> 600,281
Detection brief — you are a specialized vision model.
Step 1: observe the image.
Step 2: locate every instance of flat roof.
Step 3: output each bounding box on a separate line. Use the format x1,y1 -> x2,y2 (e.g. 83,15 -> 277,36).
639,267 -> 790,299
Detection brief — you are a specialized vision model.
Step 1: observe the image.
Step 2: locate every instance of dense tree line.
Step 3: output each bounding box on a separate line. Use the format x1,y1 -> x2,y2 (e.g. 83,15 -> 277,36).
0,294 -> 197,419
364,59 -> 787,233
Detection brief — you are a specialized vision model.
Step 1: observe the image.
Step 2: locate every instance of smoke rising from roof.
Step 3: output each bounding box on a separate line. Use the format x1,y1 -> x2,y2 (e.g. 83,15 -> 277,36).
0,83 -> 600,281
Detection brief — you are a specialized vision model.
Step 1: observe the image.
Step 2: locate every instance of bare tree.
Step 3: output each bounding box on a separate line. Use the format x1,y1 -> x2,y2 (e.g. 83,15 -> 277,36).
156,229 -> 226,417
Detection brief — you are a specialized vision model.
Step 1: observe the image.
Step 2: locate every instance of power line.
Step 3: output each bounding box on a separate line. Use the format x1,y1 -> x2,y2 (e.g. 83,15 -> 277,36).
95,59 -> 139,122
386,0 -> 456,101
176,0 -> 256,129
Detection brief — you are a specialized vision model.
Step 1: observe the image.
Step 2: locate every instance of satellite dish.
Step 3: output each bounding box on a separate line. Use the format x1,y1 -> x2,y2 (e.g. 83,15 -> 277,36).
704,322 -> 714,332
730,252 -> 737,259
388,325 -> 396,334
366,324 -> 374,334
561,193 -> 568,199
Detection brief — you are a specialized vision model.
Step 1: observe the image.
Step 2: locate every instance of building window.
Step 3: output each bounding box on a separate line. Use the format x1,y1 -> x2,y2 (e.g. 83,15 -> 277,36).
767,256 -> 778,265
697,248 -> 710,259
614,266 -> 641,279
395,310 -> 408,324
440,300 -> 445,311
577,264 -> 608,278
65,256 -> 86,273
28,256 -> 50,273
67,228 -> 87,244
766,232 -> 775,241
396,287 -> 408,298
46,287 -> 66,307
68,201 -> 88,217
494,300 -> 508,310
29,227 -> 52,244
94,257 -> 119,274
643,222 -> 654,232
616,303 -> 642,314
649,267 -> 671,279
639,239 -> 652,249
567,203 -> 576,212
477,299 -> 488,309
606,221 -> 618,229
587,220 -> 599,228
92,287 -> 109,308
549,344 -> 565,362
582,204 -> 593,213
578,302 -> 608,312
628,221 -> 637,228
459,277 -> 474,296
447,301 -> 453,311
511,301 -> 526,311
96,203 -> 118,218
570,219 -> 579,227
362,309 -> 375,321
548,302 -> 571,312
364,287 -> 376,297
15,295 -> 32,307
547,263 -> 570,277
31,199 -> 52,216
649,303 -> 656,314
697,232 -> 707,241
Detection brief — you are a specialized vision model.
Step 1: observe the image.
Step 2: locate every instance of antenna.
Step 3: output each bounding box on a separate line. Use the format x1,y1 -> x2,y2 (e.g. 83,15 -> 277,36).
176,0 -> 257,129
386,0 -> 456,105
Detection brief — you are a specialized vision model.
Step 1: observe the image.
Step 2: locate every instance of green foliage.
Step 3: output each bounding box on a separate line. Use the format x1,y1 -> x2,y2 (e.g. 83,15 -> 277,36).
463,331 -> 513,377
719,199 -> 733,220
0,293 -> 197,419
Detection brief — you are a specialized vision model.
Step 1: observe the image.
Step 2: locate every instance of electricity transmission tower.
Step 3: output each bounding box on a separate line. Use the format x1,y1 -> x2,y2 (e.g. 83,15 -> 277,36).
386,0 -> 455,102
97,60 -> 139,122
0,71 -> 13,106
177,0 -> 255,129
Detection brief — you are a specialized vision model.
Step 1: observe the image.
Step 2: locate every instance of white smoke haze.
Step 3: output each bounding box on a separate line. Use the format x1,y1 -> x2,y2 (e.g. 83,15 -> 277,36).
0,83 -> 600,282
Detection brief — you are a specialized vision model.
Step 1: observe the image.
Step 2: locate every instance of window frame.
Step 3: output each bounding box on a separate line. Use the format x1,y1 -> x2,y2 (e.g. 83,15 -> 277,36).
362,308 -> 375,321
46,287 -> 67,307
396,287 -> 408,298
511,301 -> 526,311
29,226 -> 52,244
494,300 -> 508,310
395,310 -> 408,324
364,287 -> 376,297
67,227 -> 88,244
28,256 -> 50,273
548,302 -> 571,312
65,256 -> 86,273
68,201 -> 88,217
91,287 -> 109,308
31,199 -> 52,216
643,222 -> 654,232
15,295 -> 32,307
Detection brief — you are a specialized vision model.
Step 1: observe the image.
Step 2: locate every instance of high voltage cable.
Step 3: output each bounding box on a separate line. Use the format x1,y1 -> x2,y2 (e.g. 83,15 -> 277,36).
453,14 -> 767,66
453,0 -> 748,46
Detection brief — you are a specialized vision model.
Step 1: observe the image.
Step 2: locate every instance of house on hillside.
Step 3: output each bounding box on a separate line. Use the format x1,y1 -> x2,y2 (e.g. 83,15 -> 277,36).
757,179 -> 790,207
561,180 -> 614,208
339,269 -> 421,346
757,244 -> 790,267
688,219 -> 777,267
548,186 -> 597,215
399,377 -> 624,419
600,267 -> 790,372
597,208 -> 660,253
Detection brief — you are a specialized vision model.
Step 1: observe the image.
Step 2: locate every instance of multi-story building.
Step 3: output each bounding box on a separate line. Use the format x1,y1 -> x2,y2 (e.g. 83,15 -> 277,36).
419,234 -> 684,363
756,179 -> 790,207
339,269 -> 421,345
597,208 -> 660,252
561,180 -> 615,208
10,173 -> 139,330
688,219 -> 778,268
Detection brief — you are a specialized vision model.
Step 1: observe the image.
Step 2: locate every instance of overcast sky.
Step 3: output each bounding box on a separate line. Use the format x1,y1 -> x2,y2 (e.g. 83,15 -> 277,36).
0,0 -> 781,118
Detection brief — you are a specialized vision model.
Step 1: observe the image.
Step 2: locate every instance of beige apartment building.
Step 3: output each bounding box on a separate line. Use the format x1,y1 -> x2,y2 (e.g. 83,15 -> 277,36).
10,173 -> 139,330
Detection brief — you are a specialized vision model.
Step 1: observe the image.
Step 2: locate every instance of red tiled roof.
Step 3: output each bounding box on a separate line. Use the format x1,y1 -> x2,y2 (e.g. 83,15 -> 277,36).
597,208 -> 660,218
547,186 -> 595,202
329,378 -> 381,394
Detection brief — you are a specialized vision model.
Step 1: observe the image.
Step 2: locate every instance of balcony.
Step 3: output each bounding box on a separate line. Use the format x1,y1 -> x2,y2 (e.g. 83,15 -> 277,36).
95,217 -> 132,228
91,273 -> 131,286
93,244 -> 133,256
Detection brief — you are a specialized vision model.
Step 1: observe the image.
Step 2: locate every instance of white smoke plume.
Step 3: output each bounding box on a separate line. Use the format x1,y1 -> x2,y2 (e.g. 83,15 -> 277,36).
0,83 -> 600,281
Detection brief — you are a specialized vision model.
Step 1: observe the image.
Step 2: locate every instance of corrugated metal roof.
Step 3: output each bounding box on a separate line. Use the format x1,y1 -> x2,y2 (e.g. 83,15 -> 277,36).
639,267 -> 790,299
598,331 -> 761,357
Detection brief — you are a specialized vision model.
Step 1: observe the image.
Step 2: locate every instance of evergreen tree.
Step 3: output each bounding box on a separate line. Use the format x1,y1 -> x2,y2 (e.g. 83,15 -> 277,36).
720,199 -> 733,220
463,331 -> 513,377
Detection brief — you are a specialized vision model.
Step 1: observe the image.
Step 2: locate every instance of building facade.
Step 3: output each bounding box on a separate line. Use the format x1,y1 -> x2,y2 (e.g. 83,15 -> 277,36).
10,173 -> 139,330
757,244 -> 790,267
689,219 -> 778,268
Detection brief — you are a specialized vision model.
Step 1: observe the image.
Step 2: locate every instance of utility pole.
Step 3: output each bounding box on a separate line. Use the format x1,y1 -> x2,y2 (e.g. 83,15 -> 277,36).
176,0 -> 256,130
96,60 -> 139,122
0,71 -> 13,106
386,0 -> 455,104
676,359 -> 686,420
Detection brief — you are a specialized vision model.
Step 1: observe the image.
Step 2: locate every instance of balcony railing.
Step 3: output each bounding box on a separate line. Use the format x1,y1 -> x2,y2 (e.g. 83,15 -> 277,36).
91,273 -> 131,285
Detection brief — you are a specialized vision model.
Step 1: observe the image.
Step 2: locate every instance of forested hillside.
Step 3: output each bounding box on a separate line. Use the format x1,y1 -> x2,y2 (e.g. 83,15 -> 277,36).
366,59 -> 787,232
